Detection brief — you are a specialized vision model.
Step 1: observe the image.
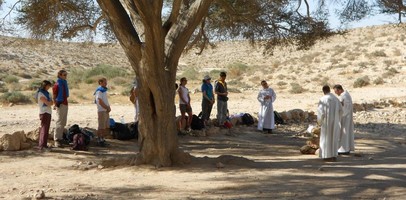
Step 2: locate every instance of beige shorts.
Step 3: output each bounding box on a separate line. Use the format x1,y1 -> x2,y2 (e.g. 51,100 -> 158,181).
98,111 -> 110,130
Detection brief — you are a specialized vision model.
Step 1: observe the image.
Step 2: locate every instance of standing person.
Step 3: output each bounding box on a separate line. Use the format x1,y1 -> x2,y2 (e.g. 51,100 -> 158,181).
94,77 -> 111,147
52,69 -> 69,148
130,78 -> 139,123
178,77 -> 193,132
333,84 -> 355,155
257,80 -> 277,134
317,85 -> 343,162
37,80 -> 54,151
215,71 -> 228,127
201,75 -> 215,126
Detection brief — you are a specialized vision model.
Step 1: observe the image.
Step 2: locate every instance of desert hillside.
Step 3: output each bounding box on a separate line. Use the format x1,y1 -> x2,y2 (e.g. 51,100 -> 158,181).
1,24 -> 405,90
0,24 -> 405,112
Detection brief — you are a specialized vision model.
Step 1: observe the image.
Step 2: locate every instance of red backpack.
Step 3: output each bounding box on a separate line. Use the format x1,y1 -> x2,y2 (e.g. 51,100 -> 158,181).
72,133 -> 88,151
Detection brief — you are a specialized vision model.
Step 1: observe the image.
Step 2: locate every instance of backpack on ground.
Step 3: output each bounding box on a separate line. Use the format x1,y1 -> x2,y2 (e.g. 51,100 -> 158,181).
241,113 -> 255,125
72,133 -> 88,151
274,111 -> 285,125
111,122 -> 137,140
66,124 -> 93,145
191,114 -> 205,130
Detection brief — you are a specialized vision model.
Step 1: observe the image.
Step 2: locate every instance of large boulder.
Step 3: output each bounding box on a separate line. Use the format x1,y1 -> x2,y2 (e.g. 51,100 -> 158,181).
0,131 -> 32,151
26,127 -> 40,141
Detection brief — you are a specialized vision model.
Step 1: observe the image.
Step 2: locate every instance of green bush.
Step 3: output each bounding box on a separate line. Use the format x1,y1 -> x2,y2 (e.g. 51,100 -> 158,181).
353,76 -> 370,88
226,62 -> 249,77
85,64 -> 130,80
0,83 -> 8,93
289,83 -> 306,94
277,81 -> 287,86
180,68 -> 200,80
3,75 -> 19,84
26,80 -> 42,91
373,77 -> 384,85
18,72 -> 33,79
0,92 -> 32,104
370,50 -> 387,57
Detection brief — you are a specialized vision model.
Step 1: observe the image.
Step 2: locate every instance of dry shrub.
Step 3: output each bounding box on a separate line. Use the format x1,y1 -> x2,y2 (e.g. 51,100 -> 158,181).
392,48 -> 402,56
289,83 -> 306,94
370,50 -> 387,57
373,77 -> 384,85
353,76 -> 370,88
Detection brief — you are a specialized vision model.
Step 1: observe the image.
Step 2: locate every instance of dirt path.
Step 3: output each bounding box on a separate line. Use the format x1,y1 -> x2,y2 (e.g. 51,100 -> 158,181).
1,123 -> 405,199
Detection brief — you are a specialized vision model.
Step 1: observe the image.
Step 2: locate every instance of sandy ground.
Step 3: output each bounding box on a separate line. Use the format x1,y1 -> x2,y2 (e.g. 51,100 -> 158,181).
1,85 -> 405,199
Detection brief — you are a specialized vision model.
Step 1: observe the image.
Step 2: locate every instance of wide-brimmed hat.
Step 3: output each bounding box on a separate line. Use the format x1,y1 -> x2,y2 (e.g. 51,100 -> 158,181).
203,75 -> 211,80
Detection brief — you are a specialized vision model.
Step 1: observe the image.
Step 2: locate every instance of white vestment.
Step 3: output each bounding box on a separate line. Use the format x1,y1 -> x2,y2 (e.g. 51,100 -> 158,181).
257,87 -> 276,130
317,93 -> 342,158
338,91 -> 354,153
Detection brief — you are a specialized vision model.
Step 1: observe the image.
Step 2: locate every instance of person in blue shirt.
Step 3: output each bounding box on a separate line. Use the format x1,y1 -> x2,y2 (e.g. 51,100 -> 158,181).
201,75 -> 215,126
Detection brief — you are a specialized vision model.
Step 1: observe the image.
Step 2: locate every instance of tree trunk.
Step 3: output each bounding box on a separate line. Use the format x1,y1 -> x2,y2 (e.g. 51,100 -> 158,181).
133,56 -> 191,167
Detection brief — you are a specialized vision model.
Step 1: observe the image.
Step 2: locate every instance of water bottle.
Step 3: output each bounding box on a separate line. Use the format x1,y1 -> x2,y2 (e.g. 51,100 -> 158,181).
120,116 -> 125,124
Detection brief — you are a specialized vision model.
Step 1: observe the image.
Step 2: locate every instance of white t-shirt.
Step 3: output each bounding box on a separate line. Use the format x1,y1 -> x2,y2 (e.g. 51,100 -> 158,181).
37,92 -> 52,114
95,91 -> 110,112
178,85 -> 189,105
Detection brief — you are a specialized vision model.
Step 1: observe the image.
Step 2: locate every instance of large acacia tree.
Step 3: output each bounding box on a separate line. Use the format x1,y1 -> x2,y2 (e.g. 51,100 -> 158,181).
4,0 -> 369,167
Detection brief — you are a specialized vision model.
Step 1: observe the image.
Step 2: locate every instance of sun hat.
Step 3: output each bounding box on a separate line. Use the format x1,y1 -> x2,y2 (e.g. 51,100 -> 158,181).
203,75 -> 211,80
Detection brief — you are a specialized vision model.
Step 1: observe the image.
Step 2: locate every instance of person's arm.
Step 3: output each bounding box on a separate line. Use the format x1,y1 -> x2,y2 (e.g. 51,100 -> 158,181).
98,98 -> 111,112
40,96 -> 53,106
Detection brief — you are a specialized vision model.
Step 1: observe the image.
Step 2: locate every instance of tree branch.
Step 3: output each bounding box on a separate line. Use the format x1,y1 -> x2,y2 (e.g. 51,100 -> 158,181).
62,15 -> 104,38
165,0 -> 214,72
96,0 -> 142,61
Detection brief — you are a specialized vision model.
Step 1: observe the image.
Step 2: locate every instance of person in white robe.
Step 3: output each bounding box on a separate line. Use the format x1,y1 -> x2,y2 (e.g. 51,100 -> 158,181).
333,84 -> 354,155
257,80 -> 276,133
317,85 -> 343,161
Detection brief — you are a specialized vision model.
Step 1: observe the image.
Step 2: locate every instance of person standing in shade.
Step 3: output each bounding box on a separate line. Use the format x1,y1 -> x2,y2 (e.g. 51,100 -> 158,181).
130,78 -> 139,123
215,72 -> 228,127
201,75 -> 215,126
257,80 -> 277,134
36,80 -> 54,151
94,77 -> 111,147
333,84 -> 355,155
178,77 -> 193,132
317,85 -> 343,162
52,69 -> 69,148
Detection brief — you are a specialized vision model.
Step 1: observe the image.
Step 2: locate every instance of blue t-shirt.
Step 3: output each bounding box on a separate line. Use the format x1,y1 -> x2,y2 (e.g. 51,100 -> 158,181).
201,83 -> 213,100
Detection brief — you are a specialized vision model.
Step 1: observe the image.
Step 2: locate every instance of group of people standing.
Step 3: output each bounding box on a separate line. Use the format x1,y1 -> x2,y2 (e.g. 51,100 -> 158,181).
177,71 -> 278,134
177,71 -> 230,132
36,69 -> 354,161
36,70 -> 111,151
317,85 -> 355,162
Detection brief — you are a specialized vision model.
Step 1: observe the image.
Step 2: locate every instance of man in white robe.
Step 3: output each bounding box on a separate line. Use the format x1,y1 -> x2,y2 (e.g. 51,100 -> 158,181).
257,80 -> 276,134
333,84 -> 355,155
317,85 -> 343,161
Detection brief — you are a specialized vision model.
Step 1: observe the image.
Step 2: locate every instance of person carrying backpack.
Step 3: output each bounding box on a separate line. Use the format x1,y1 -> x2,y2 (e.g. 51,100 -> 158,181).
257,80 -> 277,134
52,69 -> 69,148
36,80 -> 54,151
94,77 -> 111,147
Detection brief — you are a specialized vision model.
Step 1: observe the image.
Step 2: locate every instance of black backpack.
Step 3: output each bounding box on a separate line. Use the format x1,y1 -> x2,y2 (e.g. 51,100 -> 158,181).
242,113 -> 254,125
66,124 -> 93,145
274,111 -> 285,125
111,122 -> 137,140
191,115 -> 204,130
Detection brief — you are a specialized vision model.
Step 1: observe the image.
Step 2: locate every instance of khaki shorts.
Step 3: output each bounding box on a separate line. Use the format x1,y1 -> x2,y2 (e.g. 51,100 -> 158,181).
179,104 -> 192,113
98,111 -> 110,130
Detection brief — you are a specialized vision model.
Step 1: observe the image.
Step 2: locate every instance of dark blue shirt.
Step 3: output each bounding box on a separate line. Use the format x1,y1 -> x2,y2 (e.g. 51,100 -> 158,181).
201,83 -> 213,100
